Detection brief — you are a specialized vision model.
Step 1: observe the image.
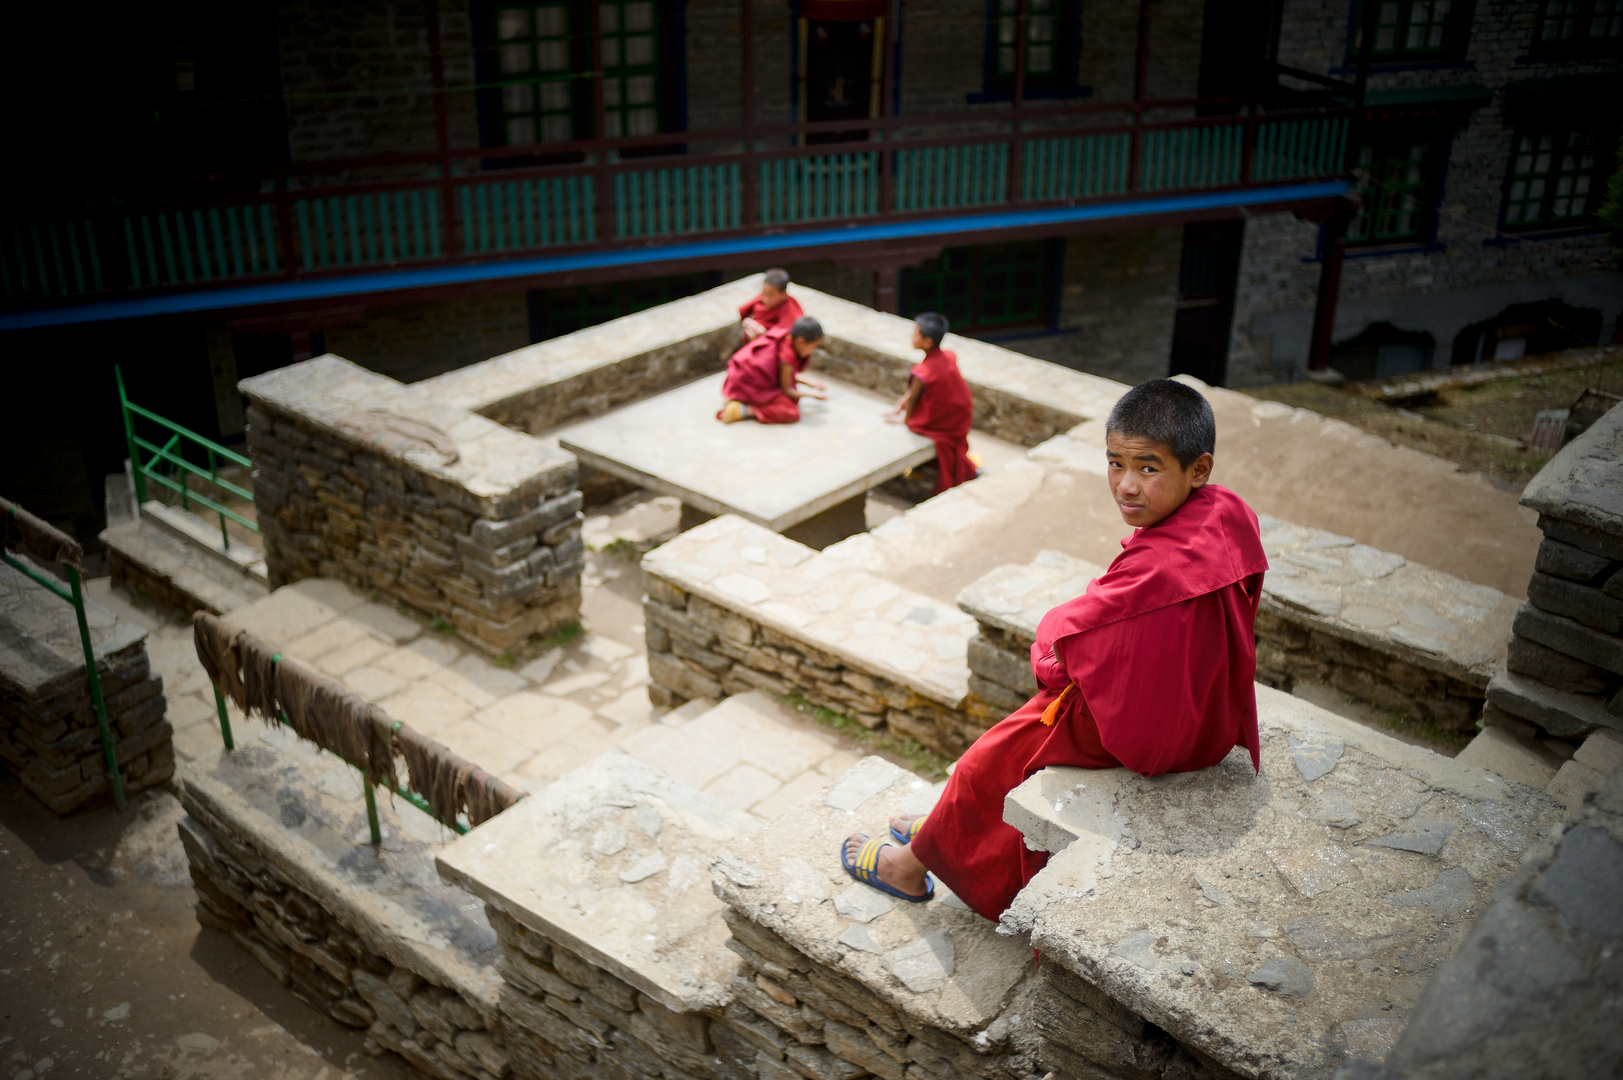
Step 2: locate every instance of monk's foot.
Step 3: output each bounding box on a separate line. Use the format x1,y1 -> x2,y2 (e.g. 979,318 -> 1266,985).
719,401 -> 746,424
889,814 -> 923,842
843,832 -> 929,898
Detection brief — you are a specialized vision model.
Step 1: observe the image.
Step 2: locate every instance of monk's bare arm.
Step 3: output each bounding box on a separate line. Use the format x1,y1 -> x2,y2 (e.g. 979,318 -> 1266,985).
779,362 -> 826,401
883,376 -> 923,423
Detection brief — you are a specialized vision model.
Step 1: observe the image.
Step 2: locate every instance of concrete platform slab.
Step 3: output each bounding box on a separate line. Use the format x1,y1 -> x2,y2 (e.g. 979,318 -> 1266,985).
558,372 -> 934,536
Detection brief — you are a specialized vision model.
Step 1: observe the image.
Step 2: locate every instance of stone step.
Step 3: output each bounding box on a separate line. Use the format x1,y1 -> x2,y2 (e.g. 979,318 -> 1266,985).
100,517 -> 269,616
139,501 -> 269,586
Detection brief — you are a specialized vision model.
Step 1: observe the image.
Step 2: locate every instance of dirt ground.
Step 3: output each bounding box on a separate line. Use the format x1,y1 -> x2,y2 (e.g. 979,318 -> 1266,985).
0,780 -> 417,1080
1244,354 -> 1623,491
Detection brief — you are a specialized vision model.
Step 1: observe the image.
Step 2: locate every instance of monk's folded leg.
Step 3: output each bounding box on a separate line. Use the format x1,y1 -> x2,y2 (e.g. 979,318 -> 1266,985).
749,394 -> 801,424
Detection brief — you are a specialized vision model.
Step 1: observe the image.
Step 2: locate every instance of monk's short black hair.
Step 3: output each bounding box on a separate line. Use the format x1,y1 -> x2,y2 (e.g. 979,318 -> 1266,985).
764,268 -> 791,289
915,311 -> 948,349
790,315 -> 824,341
1106,379 -> 1216,468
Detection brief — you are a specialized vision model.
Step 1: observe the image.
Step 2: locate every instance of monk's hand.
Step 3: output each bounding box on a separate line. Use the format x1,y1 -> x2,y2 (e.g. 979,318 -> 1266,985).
741,318 -> 764,340
882,409 -> 904,424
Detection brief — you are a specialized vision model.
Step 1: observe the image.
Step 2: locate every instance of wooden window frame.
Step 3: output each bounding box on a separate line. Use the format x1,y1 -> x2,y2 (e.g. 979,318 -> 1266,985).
900,240 -> 1059,334
975,0 -> 1085,101
1531,0 -> 1623,58
1342,0 -> 1475,67
1500,126 -> 1612,232
1346,126 -> 1449,248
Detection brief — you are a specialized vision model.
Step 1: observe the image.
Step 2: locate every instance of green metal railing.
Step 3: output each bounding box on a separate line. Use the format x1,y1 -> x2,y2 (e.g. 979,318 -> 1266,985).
1,506 -> 125,811
209,653 -> 470,841
116,365 -> 257,551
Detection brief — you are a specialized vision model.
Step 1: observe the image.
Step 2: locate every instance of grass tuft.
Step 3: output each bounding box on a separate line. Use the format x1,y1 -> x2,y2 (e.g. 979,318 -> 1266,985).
429,616 -> 455,636
536,621 -> 585,651
597,537 -> 643,562
781,691 -> 953,781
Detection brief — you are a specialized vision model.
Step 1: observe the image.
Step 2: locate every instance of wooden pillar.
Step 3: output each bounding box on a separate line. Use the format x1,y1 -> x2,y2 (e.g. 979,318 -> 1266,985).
590,2 -> 612,243
874,267 -> 899,313
426,0 -> 458,256
1128,0 -> 1152,192
741,0 -> 758,227
1306,199 -> 1353,374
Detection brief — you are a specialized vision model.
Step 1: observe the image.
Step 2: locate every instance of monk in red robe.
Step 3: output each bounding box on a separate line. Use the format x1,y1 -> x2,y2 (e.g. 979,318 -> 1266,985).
717,316 -> 828,425
739,268 -> 805,342
883,312 -> 977,493
843,379 -> 1268,920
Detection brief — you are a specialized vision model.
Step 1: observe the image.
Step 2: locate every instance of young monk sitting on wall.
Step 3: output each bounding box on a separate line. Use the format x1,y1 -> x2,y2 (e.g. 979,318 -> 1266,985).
739,268 -> 805,342
882,312 -> 978,493
843,379 -> 1268,917
717,316 -> 828,424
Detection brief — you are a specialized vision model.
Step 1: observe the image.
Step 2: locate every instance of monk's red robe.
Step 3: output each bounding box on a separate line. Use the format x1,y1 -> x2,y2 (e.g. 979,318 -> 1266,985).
910,484 -> 1268,921
906,348 -> 976,493
739,294 -> 804,335
719,327 -> 806,425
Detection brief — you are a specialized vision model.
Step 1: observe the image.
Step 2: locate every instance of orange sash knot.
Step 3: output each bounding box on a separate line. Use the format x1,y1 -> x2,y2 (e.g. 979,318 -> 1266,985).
1040,683 -> 1075,726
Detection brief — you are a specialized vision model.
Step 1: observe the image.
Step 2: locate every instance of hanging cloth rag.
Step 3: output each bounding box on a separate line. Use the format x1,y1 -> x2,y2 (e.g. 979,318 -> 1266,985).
1,497 -> 84,568
192,611 -> 246,712
237,633 -> 282,723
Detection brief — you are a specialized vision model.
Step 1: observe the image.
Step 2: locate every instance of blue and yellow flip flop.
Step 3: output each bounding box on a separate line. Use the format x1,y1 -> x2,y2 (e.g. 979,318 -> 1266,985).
841,836 -> 934,903
889,815 -> 928,846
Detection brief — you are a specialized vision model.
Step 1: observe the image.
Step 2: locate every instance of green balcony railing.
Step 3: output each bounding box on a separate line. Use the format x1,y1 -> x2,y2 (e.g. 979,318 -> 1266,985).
116,366 -> 257,551
4,112 -> 1351,306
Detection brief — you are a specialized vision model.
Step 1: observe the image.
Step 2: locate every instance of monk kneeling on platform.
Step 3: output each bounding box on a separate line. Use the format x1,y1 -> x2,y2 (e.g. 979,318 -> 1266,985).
842,379 -> 1268,918
739,267 -> 805,342
718,316 -> 828,425
883,312 -> 978,493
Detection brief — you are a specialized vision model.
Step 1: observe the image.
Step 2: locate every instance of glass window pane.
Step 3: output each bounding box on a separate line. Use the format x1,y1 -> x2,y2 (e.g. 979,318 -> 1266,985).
603,78 -> 622,107
998,16 -> 1016,44
625,2 -> 654,31
601,38 -> 621,68
537,39 -> 569,70
627,75 -> 656,103
506,116 -> 535,144
1028,45 -> 1052,72
601,4 -> 619,33
500,43 -> 532,73
535,5 -> 567,36
604,111 -> 622,138
1029,15 -> 1053,41
540,81 -> 571,111
502,83 -> 532,112
998,45 -> 1015,73
542,114 -> 573,141
628,108 -> 658,135
625,35 -> 655,65
498,8 -> 528,39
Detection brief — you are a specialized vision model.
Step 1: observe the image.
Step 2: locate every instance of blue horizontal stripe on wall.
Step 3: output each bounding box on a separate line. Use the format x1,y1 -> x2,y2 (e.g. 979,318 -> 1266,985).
0,180 -> 1349,331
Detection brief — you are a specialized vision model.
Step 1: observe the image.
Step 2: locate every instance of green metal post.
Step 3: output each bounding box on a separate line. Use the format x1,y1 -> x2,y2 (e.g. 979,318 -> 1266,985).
68,566 -> 126,811
364,783 -> 382,846
114,365 -> 147,506
213,682 -> 234,750
209,448 -> 230,550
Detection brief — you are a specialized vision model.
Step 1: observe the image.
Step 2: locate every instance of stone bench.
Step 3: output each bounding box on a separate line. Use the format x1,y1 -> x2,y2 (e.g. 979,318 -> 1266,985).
1002,684 -> 1565,1080
641,514 -> 984,757
0,558 -> 172,814
241,355 -> 583,655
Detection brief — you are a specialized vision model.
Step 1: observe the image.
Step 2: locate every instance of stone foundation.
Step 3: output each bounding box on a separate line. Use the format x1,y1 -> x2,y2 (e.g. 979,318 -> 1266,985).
0,559 -> 172,814
180,721 -> 509,1080
241,356 -> 583,655
640,516 -> 982,758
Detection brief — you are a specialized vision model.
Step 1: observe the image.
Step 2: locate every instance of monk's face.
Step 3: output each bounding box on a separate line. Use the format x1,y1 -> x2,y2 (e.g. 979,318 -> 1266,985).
1105,433 -> 1212,529
761,284 -> 788,308
911,327 -> 933,351
790,335 -> 822,359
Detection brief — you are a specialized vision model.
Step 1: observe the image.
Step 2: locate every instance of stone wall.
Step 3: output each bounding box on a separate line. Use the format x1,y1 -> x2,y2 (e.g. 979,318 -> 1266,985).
0,559 -> 172,814
241,355 -> 583,655
1478,403 -> 1623,800
179,717 -> 510,1080
324,291 -> 534,386
640,515 -> 986,758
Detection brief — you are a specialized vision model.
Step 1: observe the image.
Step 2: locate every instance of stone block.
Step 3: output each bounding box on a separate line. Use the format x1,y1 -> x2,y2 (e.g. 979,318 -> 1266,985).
1486,667 -> 1621,741
1538,515 -> 1623,563
1546,759 -> 1607,809
1455,726 -> 1559,790
649,651 -> 725,703
1507,635 -> 1619,697
965,635 -> 1038,697
469,492 -> 585,550
1574,729 -> 1623,776
1527,572 -> 1623,634
1512,603 -> 1623,676
1535,537 -> 1615,583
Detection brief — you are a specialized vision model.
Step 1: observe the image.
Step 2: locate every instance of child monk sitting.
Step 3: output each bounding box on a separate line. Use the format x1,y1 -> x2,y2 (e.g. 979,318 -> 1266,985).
882,312 -> 977,493
843,379 -> 1268,916
739,268 -> 805,342
718,316 -> 828,425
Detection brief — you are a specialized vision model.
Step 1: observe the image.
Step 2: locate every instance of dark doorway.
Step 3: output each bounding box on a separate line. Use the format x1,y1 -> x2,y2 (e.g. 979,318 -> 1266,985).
1451,299 -> 1603,366
1169,221 -> 1244,385
802,18 -> 879,144
1331,322 -> 1435,382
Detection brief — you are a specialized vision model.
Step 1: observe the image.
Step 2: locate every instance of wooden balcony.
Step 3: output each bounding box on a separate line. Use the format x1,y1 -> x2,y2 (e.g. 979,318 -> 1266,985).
2,100 -> 1351,325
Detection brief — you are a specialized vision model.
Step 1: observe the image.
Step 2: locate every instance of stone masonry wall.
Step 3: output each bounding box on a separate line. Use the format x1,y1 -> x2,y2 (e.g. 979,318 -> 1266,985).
1482,403 -> 1623,801
0,560 -> 172,815
180,743 -> 512,1080
242,356 -> 584,655
1226,0 -> 1623,386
